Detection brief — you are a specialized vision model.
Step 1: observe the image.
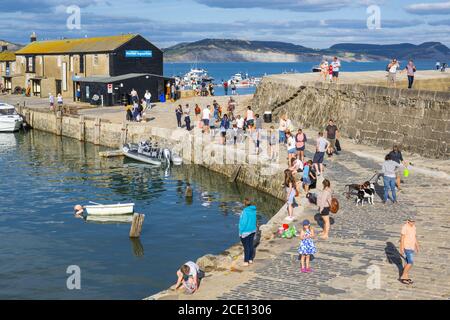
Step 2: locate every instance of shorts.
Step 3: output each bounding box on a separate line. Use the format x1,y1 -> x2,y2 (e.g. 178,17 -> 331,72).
388,73 -> 396,82
247,119 -> 254,126
288,148 -> 297,155
320,207 -> 330,216
332,71 -> 339,78
296,146 -> 305,151
221,131 -> 226,137
202,119 -> 210,126
327,139 -> 336,149
303,177 -> 311,186
313,152 -> 325,164
404,249 -> 415,265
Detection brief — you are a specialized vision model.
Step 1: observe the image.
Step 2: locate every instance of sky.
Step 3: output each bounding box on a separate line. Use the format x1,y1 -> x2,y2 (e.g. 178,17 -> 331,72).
0,0 -> 450,48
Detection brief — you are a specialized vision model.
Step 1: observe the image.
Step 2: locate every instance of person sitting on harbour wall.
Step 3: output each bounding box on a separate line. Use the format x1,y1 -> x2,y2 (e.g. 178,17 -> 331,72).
239,198 -> 257,267
173,261 -> 204,294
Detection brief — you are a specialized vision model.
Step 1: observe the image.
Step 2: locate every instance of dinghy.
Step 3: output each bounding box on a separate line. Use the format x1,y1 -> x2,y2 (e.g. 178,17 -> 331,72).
122,141 -> 183,166
84,202 -> 135,216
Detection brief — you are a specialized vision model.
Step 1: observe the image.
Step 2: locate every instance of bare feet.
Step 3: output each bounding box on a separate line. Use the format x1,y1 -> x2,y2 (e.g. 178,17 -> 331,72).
243,262 -> 250,267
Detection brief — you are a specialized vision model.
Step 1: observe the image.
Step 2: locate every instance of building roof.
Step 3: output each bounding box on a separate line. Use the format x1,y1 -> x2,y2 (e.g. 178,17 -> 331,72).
0,51 -> 16,61
75,73 -> 170,83
15,34 -> 138,55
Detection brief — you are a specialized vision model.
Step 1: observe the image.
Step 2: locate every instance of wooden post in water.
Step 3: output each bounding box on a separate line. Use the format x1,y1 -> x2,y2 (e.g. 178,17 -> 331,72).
129,213 -> 145,238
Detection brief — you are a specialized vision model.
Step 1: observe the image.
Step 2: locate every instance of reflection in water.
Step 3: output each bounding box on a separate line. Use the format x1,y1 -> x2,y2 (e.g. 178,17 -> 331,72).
0,130 -> 282,299
130,238 -> 145,258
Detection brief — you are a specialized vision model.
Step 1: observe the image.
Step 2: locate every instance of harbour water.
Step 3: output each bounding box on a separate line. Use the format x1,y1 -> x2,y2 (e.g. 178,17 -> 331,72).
0,130 -> 282,299
164,60 -> 439,96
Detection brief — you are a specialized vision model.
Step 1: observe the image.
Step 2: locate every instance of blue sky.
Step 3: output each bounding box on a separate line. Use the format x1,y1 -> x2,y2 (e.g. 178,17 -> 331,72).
0,0 -> 449,48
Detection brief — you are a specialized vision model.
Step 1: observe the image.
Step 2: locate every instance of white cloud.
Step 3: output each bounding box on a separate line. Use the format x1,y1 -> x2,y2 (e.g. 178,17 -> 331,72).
405,1 -> 450,15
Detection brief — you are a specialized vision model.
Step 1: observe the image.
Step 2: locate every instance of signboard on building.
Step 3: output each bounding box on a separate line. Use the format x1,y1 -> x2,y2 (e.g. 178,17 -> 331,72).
125,50 -> 153,58
107,84 -> 113,94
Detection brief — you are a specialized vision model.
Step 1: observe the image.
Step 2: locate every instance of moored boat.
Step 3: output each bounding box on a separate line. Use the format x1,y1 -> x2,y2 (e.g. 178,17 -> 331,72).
122,141 -> 183,166
84,203 -> 135,216
0,103 -> 24,132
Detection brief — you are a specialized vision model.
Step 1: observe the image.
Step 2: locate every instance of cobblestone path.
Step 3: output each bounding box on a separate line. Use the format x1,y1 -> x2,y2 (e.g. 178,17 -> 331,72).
220,148 -> 450,300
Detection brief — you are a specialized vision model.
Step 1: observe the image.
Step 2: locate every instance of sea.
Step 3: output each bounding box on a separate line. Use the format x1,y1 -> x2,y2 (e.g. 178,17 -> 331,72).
0,130 -> 282,299
164,60 -> 439,96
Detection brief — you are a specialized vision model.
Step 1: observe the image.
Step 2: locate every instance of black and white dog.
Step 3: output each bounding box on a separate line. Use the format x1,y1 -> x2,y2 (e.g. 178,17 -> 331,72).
356,182 -> 375,206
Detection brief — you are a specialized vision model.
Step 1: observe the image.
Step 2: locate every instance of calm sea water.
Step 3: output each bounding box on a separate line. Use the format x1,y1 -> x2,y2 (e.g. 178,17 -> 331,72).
164,61 -> 438,96
0,130 -> 282,300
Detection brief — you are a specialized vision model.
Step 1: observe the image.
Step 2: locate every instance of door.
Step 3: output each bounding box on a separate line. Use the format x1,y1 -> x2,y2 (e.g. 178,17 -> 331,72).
56,80 -> 62,95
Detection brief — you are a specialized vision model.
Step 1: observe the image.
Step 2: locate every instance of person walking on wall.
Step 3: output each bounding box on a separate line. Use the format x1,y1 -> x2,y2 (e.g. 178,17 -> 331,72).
405,60 -> 417,89
175,105 -> 183,128
387,59 -> 400,87
284,169 -> 297,221
144,90 -> 152,108
239,198 -> 257,267
381,154 -> 401,204
317,179 -> 332,240
49,93 -> 55,111
325,119 -> 339,156
399,217 -> 419,285
313,132 -> 330,176
184,104 -> 192,131
388,145 -> 407,191
331,57 -> 341,83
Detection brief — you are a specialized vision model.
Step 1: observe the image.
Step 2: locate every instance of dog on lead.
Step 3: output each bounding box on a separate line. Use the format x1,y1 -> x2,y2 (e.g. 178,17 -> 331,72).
356,182 -> 375,206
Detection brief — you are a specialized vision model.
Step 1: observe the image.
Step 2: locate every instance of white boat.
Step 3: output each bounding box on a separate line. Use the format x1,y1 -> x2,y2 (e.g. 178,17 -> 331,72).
84,203 -> 135,216
228,73 -> 260,88
0,103 -> 23,132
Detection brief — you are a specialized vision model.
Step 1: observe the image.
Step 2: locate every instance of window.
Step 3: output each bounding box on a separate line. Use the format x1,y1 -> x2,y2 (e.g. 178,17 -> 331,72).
79,54 -> 84,73
93,54 -> 99,66
26,56 -> 35,73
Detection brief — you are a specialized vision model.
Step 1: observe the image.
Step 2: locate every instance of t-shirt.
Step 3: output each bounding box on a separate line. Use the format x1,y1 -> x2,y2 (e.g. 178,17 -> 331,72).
331,60 -> 341,72
287,136 -> 296,150
317,189 -> 332,211
144,92 -> 151,100
317,137 -> 329,153
202,108 -> 210,120
296,133 -> 306,148
255,118 -> 263,130
236,118 -> 245,129
247,110 -> 255,121
184,261 -> 199,278
326,125 -> 338,139
303,165 -> 310,179
401,224 -> 417,250
405,64 -> 416,76
389,63 -> 399,73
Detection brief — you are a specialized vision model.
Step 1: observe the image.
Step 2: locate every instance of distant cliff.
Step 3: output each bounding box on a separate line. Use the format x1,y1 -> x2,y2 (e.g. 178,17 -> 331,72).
164,39 -> 450,63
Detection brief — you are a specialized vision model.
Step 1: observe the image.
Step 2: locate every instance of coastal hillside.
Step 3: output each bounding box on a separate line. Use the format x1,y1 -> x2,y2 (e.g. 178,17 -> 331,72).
164,39 -> 450,62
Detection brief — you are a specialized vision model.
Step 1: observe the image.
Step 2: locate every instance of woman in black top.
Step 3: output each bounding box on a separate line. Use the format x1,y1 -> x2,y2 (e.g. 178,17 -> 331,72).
388,145 -> 406,191
175,105 -> 183,128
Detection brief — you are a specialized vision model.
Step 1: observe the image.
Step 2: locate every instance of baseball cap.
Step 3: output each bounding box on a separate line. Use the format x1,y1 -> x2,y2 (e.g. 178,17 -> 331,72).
302,220 -> 311,226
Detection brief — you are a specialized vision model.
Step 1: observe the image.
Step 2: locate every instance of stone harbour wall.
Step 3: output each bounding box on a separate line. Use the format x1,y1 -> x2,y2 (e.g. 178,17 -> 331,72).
252,79 -> 450,158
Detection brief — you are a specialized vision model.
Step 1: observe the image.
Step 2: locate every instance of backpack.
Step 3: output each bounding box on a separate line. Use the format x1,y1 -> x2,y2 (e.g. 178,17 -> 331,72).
330,197 -> 340,214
